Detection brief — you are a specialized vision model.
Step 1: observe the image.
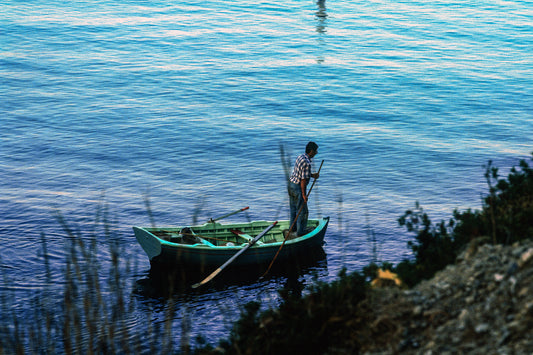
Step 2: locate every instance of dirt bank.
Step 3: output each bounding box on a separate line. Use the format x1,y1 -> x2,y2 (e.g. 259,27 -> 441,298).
355,239 -> 533,354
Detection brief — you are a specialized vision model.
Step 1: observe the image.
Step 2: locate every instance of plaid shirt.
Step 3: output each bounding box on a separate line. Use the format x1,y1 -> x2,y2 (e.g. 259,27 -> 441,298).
289,153 -> 312,184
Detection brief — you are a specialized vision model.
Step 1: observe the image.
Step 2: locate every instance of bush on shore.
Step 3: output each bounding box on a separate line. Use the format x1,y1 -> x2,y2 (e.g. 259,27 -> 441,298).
202,153 -> 533,353
395,154 -> 533,287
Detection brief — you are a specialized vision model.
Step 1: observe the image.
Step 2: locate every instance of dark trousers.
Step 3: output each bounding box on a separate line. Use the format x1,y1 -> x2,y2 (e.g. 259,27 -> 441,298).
288,182 -> 308,236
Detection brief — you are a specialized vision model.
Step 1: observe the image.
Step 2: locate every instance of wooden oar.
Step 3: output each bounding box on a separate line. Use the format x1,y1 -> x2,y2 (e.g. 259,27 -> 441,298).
208,206 -> 249,223
191,221 -> 278,289
261,160 -> 324,278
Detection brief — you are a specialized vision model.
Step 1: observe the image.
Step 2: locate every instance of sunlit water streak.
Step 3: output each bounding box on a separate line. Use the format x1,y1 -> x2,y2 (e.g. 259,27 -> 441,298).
1,0 -> 531,349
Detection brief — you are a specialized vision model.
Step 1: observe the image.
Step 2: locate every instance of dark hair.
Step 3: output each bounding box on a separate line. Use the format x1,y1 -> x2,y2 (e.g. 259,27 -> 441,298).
306,141 -> 318,154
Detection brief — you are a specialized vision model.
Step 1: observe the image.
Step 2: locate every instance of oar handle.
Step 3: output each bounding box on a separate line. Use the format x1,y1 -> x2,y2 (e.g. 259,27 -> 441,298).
209,206 -> 249,223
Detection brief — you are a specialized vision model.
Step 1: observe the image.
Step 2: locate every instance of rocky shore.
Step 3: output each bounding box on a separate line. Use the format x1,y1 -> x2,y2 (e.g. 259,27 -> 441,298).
356,238 -> 533,354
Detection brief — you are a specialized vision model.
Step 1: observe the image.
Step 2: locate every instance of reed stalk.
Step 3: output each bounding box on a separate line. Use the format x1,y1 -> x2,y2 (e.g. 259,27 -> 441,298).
0,204 -> 188,354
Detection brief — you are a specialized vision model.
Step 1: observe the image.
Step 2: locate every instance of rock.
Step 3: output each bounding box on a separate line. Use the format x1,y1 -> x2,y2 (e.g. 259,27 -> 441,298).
506,262 -> 518,275
498,328 -> 511,345
355,239 -> 533,355
494,273 -> 505,282
413,305 -> 423,316
519,248 -> 533,267
475,323 -> 490,334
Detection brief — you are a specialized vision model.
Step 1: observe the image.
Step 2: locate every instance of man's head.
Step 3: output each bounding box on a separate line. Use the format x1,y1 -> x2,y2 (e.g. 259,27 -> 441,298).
306,141 -> 318,157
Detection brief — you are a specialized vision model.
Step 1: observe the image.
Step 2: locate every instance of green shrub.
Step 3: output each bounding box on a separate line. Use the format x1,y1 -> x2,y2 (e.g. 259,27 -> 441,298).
395,154 -> 533,287
216,269 -> 367,355
483,157 -> 533,243
396,202 -> 457,287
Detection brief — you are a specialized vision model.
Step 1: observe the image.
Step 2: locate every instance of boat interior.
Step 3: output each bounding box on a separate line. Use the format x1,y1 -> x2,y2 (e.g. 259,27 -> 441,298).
149,220 -> 320,247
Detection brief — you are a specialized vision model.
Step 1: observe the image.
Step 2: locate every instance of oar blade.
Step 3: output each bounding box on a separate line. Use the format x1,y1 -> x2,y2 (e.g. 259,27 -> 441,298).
191,268 -> 222,289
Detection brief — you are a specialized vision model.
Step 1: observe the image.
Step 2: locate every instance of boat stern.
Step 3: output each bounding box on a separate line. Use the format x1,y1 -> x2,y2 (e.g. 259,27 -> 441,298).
133,226 -> 162,261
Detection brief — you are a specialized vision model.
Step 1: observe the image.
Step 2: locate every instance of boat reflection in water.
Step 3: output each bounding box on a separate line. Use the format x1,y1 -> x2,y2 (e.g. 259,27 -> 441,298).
135,245 -> 328,298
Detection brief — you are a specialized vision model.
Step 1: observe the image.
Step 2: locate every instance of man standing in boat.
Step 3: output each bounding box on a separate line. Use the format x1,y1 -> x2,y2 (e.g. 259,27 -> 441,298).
288,141 -> 319,237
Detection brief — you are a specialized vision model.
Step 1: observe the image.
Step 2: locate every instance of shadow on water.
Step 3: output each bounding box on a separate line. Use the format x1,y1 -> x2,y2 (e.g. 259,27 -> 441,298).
134,246 -> 328,299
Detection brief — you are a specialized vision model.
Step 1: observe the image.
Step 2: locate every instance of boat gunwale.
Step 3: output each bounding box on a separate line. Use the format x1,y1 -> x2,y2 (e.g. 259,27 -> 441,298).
134,217 -> 329,250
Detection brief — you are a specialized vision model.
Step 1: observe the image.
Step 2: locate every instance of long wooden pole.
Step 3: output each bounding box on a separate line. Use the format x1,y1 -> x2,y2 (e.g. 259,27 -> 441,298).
209,206 -> 249,223
261,160 -> 324,278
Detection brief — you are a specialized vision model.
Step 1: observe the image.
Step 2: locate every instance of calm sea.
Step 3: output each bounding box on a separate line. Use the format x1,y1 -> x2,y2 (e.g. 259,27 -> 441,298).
1,0 -> 531,350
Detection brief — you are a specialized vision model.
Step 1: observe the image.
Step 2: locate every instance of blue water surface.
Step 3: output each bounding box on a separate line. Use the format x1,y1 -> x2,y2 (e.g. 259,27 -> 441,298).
1,0 -> 531,350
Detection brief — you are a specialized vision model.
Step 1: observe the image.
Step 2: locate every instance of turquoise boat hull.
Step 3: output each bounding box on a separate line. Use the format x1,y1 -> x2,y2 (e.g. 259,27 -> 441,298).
133,217 -> 329,273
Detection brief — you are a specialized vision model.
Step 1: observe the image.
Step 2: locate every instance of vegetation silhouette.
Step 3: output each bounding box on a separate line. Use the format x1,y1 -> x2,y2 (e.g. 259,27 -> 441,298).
1,153 -> 532,354
194,153 -> 533,353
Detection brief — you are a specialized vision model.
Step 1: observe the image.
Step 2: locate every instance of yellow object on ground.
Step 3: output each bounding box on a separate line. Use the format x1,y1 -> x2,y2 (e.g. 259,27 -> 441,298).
371,268 -> 404,288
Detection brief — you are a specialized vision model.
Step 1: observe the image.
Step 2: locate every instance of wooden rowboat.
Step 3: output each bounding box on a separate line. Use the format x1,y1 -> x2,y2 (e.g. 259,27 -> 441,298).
133,217 -> 329,272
